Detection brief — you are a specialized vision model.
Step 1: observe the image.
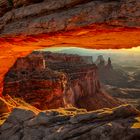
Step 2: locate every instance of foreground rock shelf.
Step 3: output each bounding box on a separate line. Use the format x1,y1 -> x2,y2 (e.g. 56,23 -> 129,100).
0,104 -> 140,140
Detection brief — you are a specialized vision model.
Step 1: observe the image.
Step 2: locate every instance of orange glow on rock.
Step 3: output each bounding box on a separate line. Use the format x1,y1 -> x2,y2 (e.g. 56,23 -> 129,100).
0,24 -> 140,95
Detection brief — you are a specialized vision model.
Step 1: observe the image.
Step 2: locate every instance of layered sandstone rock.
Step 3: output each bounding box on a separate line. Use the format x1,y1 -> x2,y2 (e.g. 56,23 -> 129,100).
13,0 -> 43,8
3,51 -> 121,111
0,1 -> 139,85
0,104 -> 140,140
0,1 -> 139,91
0,0 -> 139,36
3,53 -> 67,110
0,94 -> 40,125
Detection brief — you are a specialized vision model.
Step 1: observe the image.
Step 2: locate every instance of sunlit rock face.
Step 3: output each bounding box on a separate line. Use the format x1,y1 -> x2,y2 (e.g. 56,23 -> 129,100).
0,97 -> 10,114
3,53 -> 67,110
0,105 -> 140,140
3,51 -> 121,110
0,0 -> 139,96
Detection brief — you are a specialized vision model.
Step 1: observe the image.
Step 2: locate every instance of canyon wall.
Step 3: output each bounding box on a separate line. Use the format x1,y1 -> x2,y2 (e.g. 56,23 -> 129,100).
3,53 -> 67,110
3,51 -> 121,111
0,1 -> 139,138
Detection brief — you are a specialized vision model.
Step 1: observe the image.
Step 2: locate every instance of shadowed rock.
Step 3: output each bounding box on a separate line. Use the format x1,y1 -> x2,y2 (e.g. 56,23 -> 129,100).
0,104 -> 140,140
0,97 -> 10,114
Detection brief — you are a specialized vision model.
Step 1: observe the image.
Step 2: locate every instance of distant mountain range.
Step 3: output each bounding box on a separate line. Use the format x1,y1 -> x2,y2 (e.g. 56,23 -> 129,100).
49,47 -> 140,67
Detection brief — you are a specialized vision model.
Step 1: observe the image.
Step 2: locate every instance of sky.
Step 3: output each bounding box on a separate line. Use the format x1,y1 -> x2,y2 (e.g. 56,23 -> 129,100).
39,46 -> 140,66
40,46 -> 140,55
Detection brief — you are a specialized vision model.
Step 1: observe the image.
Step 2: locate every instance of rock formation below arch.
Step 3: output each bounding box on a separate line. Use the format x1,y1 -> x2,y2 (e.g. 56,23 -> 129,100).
3,51 -> 121,111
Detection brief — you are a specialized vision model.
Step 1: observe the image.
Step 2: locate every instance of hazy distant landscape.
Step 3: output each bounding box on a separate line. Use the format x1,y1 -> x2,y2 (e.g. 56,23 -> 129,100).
42,46 -> 140,109
41,46 -> 140,65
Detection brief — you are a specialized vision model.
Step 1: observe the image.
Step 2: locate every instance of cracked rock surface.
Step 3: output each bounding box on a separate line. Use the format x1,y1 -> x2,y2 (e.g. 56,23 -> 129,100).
0,104 -> 140,140
0,0 -> 140,36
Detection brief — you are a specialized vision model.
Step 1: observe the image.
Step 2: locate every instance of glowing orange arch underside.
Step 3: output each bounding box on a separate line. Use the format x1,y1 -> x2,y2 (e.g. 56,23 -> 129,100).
0,25 -> 140,95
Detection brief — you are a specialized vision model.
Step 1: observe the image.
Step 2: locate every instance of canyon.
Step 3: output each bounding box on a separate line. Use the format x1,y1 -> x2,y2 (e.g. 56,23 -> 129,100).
1,52 -> 139,140
94,55 -> 140,110
0,0 -> 140,139
0,0 -> 139,98
3,51 -> 121,110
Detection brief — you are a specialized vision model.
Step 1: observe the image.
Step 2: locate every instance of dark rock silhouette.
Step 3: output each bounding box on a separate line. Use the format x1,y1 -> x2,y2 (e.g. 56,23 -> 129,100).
96,55 -> 129,87
106,57 -> 113,70
0,104 -> 140,140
